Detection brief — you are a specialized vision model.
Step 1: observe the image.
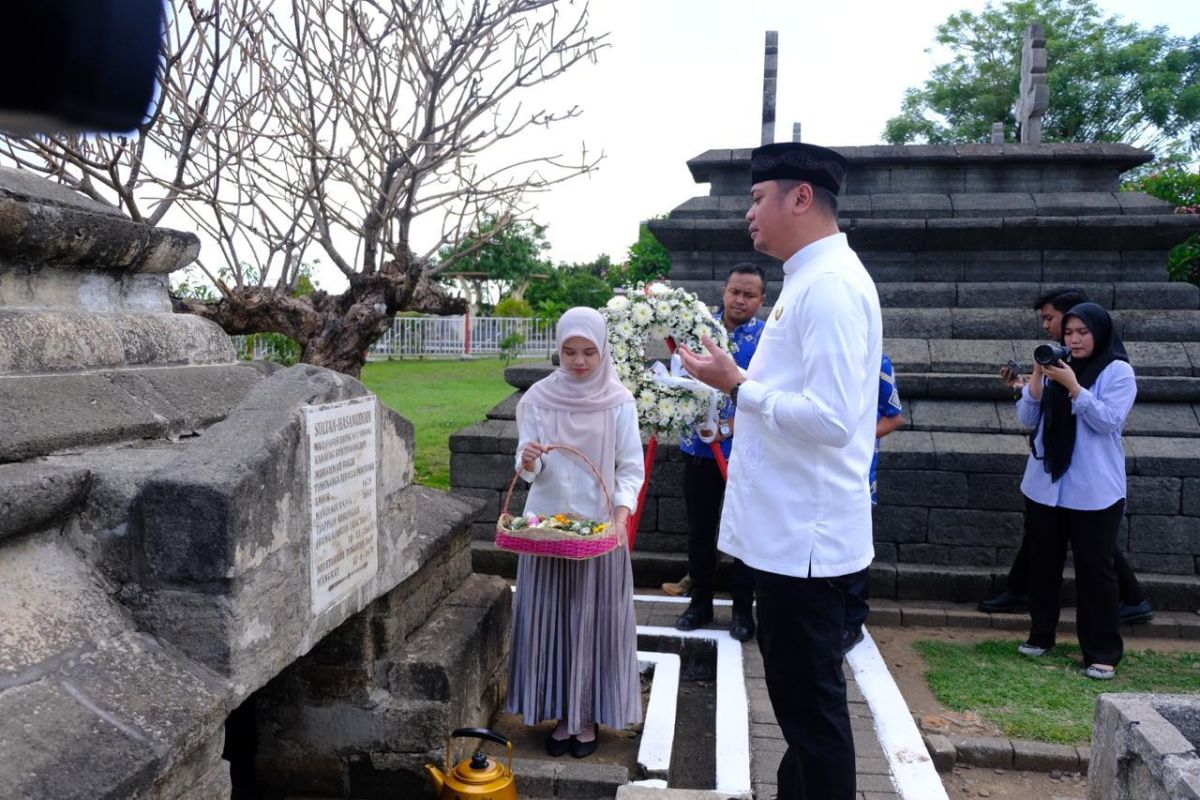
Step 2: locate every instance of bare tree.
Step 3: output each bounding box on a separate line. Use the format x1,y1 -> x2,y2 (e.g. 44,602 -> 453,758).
0,0 -> 606,376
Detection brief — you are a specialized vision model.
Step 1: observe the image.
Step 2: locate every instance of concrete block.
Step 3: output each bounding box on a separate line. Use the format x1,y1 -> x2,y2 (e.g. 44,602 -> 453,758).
1012,740 -> 1079,772
956,281 -> 1039,308
898,543 -> 955,565
872,505 -> 928,544
878,282 -> 956,308
871,193 -> 952,219
1129,515 -> 1200,556
928,339 -> 1019,374
1127,476 -> 1182,515
926,510 -> 1022,546
896,563 -> 993,603
966,473 -> 1025,511
0,462 -> 89,543
950,735 -> 1013,768
882,308 -> 950,338
1125,552 -> 1194,576
872,542 -> 898,564
1125,404 -> 1200,437
908,399 -> 1002,433
556,762 -> 629,798
876,430 -> 936,469
932,432 -> 1030,473
876,470 -> 967,508
950,193 -> 1035,218
1116,281 -> 1200,310
923,733 -> 957,771
1184,479 -> 1200,516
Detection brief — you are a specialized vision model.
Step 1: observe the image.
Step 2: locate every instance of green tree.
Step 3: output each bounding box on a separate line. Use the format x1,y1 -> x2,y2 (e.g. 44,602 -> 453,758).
883,0 -> 1200,155
606,222 -> 671,288
1123,165 -> 1200,284
439,218 -> 552,309
525,260 -> 613,314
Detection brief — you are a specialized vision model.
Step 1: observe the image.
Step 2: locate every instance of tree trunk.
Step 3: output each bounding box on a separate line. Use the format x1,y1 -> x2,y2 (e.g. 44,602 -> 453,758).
172,264 -> 465,378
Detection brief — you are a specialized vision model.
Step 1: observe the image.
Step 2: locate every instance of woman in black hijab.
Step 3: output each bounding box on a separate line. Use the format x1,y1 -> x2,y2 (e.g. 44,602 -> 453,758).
1015,302 -> 1136,679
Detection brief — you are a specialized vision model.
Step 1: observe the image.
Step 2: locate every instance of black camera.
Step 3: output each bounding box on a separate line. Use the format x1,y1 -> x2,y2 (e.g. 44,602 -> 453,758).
1034,343 -> 1071,366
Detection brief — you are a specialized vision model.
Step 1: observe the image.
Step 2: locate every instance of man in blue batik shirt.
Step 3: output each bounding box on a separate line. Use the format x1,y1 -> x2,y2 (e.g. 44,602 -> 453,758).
842,353 -> 905,652
674,264 -> 768,642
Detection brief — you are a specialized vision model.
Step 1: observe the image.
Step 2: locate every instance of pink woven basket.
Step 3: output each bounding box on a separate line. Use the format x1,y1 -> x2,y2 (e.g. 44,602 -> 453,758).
495,443 -> 619,560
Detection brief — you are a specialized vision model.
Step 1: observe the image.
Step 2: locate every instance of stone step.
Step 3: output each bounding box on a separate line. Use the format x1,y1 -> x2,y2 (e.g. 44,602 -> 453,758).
650,215 -> 1200,257
897,372 -> 1200,402
903,398 -> 1200,438
685,143 -> 1153,197
671,191 -> 1172,221
882,307 -> 1200,341
670,279 -> 1199,310
471,542 -> 1200,613
886,339 -> 1200,377
666,248 -> 1172,284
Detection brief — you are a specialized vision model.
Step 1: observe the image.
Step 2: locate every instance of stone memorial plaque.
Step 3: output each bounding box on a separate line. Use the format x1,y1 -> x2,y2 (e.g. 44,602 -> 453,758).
305,395 -> 378,614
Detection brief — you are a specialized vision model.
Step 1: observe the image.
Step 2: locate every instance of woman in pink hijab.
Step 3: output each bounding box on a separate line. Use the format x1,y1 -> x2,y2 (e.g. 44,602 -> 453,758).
506,307 -> 645,759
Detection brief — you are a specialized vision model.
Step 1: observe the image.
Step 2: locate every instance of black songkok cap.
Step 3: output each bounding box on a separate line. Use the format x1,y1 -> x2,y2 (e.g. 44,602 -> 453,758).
750,142 -> 849,194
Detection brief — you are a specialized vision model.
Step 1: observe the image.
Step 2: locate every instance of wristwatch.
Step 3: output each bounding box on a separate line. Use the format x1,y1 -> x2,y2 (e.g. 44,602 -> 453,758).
718,422 -> 732,439
730,381 -> 744,406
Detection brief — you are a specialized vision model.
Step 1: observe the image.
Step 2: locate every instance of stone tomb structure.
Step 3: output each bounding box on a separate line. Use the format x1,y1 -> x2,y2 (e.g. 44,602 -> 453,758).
0,168 -> 507,799
453,144 -> 1200,611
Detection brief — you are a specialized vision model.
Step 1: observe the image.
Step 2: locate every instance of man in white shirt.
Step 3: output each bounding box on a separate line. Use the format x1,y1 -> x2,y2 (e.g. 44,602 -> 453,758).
679,141 -> 882,800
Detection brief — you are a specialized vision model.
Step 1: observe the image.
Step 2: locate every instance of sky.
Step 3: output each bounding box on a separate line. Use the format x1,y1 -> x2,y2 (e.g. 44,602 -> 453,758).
276,0 -> 1199,294
392,0 -> 1197,282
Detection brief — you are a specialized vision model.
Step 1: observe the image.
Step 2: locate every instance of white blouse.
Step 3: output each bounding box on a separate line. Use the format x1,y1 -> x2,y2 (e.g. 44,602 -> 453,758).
514,401 -> 645,521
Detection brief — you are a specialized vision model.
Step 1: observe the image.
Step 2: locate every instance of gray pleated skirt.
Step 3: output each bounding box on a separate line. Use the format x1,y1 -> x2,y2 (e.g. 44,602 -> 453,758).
507,546 -> 642,734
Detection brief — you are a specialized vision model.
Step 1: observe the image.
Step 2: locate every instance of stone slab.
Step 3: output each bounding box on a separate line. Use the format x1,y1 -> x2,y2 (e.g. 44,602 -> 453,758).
0,309 -> 235,374
0,462 -> 90,543
0,536 -> 228,800
0,364 -> 264,463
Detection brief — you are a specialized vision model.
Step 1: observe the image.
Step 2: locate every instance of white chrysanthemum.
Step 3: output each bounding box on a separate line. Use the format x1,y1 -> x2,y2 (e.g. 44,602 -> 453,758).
615,320 -> 635,340
657,398 -> 677,418
637,390 -> 656,411
648,324 -> 670,340
606,295 -> 630,311
631,303 -> 654,326
648,283 -> 670,296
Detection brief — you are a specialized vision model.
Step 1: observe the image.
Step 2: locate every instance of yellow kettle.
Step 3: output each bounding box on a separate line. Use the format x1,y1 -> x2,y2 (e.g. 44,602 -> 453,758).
425,727 -> 518,800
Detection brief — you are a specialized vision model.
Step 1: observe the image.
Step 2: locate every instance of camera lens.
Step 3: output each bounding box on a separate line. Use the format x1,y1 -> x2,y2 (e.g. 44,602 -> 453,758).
1034,343 -> 1071,366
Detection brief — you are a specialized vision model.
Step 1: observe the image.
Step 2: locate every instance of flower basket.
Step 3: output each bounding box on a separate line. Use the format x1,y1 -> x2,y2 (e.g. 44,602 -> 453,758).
495,443 -> 619,560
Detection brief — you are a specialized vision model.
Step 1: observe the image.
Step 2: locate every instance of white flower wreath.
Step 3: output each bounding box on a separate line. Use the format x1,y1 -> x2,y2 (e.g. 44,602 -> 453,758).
601,283 -> 731,435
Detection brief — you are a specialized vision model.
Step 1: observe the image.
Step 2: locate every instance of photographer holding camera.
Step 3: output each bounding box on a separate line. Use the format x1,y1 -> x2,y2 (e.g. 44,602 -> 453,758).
981,288 -> 1152,624
1014,302 -> 1136,679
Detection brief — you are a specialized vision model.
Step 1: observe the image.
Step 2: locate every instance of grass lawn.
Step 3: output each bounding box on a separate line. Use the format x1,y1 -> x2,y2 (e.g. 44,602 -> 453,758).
915,638 -> 1200,745
361,357 -> 532,489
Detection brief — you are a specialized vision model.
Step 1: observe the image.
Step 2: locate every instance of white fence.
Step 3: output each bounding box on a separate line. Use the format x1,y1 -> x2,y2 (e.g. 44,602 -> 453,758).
372,316 -> 557,358
233,316 -> 559,362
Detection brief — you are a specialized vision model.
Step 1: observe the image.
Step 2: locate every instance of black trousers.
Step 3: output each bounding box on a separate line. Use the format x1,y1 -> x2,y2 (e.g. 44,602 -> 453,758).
1025,497 -> 1125,667
1005,514 -> 1144,605
843,567 -> 870,634
754,568 -> 856,800
683,456 -> 753,608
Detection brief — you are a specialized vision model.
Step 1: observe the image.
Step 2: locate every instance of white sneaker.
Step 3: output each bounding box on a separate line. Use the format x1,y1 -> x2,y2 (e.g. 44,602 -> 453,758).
1018,643 -> 1050,657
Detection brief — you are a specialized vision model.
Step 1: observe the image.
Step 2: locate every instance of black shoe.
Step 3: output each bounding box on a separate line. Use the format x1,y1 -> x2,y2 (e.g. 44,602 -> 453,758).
978,589 -> 1029,614
570,724 -> 599,759
674,600 -> 713,631
729,609 -> 755,642
545,732 -> 570,757
841,627 -> 864,654
1120,600 -> 1154,624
